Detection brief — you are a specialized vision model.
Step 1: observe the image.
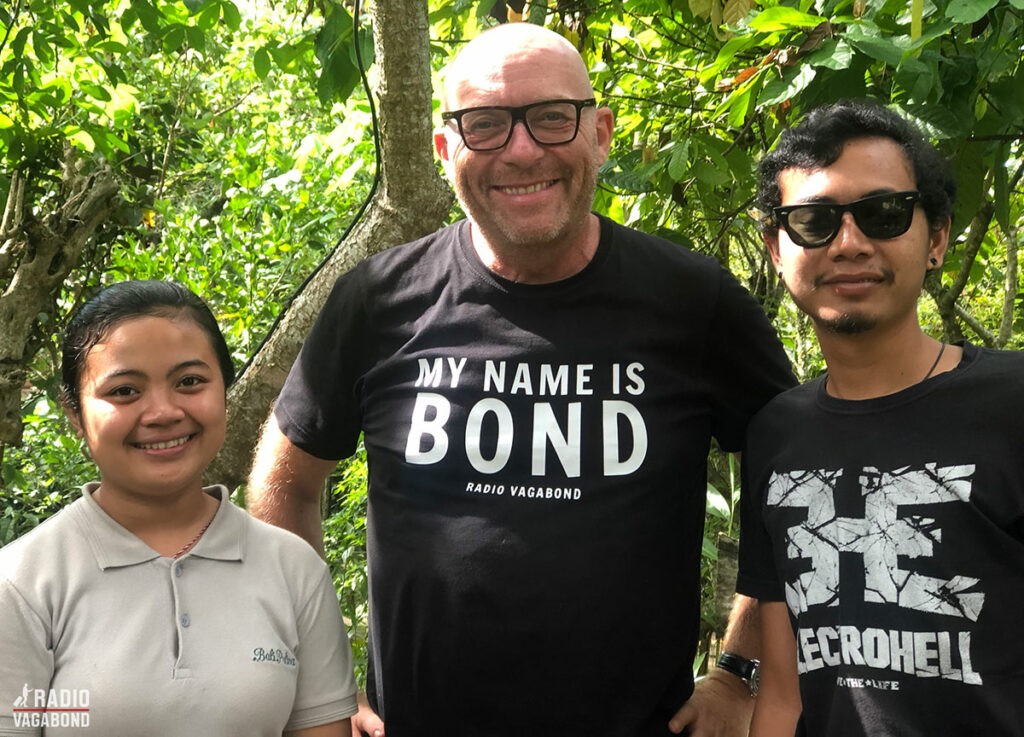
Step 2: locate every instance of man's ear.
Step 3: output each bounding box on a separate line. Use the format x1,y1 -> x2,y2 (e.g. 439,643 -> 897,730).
764,231 -> 783,273
593,106 -> 615,167
927,216 -> 952,270
434,129 -> 450,162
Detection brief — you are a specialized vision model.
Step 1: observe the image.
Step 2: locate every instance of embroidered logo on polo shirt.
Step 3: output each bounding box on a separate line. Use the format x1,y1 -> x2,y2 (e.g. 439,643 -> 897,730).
252,647 -> 297,667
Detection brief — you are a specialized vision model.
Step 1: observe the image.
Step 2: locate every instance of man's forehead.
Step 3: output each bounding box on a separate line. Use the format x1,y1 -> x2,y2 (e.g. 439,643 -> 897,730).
441,29 -> 591,109
778,137 -> 915,194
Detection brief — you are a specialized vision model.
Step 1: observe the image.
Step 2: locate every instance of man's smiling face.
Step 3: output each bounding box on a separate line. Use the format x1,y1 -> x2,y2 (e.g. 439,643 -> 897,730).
767,136 -> 949,336
435,36 -> 612,256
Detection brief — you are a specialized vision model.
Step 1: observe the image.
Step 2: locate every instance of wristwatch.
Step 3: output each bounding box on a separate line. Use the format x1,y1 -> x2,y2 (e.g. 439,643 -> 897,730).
716,652 -> 760,697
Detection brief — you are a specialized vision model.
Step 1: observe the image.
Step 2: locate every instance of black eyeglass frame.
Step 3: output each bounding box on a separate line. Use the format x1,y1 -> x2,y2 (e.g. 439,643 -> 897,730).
772,190 -> 922,249
441,98 -> 597,152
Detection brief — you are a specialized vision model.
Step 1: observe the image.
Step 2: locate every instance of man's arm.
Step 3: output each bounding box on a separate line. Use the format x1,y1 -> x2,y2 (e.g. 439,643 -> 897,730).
247,413 -> 339,557
749,602 -> 801,737
668,594 -> 760,736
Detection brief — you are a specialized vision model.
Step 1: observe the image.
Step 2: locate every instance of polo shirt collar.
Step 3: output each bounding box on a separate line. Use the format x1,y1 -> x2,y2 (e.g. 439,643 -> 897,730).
73,483 -> 245,570
187,485 -> 245,562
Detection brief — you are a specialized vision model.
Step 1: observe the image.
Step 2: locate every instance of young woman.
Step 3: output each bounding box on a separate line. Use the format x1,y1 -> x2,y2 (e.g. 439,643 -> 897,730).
0,281 -> 356,736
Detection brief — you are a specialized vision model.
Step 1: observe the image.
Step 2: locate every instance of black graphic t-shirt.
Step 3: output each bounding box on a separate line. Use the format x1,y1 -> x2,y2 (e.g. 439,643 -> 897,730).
738,344 -> 1024,736
276,216 -> 794,736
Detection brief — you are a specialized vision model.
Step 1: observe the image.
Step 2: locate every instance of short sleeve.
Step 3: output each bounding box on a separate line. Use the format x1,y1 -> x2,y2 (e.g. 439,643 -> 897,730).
284,565 -> 358,731
736,442 -> 787,602
275,267 -> 372,461
704,269 -> 796,452
0,578 -> 53,736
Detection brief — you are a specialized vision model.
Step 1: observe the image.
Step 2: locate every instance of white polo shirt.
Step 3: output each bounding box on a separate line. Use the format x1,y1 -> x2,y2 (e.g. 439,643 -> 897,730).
0,485 -> 357,736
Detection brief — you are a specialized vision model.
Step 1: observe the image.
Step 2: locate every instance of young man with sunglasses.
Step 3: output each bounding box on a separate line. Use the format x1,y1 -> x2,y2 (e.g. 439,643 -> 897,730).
738,100 -> 1024,735
248,21 -> 795,737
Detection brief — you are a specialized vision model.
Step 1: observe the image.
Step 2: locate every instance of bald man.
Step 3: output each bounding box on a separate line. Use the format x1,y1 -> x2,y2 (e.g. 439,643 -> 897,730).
248,23 -> 794,737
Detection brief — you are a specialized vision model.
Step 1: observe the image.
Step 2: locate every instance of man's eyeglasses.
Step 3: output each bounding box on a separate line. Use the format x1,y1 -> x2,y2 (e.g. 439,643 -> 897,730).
772,191 -> 922,249
442,98 -> 597,152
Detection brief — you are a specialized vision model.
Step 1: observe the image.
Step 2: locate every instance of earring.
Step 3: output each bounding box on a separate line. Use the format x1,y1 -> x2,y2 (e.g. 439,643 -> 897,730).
929,258 -> 938,266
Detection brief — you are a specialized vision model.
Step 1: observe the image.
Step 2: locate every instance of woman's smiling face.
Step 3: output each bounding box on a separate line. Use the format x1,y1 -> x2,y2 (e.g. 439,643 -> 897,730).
69,314 -> 227,504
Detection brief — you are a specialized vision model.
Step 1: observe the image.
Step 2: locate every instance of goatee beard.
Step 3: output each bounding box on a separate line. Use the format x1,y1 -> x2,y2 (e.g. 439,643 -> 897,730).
819,313 -> 878,334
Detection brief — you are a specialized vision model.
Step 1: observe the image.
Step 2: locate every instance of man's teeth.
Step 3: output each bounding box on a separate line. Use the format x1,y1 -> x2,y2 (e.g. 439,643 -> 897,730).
137,436 -> 190,450
501,181 -> 552,195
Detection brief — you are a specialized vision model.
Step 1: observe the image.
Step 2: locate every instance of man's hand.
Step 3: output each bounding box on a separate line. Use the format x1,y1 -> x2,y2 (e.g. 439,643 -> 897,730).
668,670 -> 754,736
350,692 -> 385,737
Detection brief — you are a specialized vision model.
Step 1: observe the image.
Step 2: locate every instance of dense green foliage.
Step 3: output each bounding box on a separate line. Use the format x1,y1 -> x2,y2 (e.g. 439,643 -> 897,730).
3,0 -> 1022,683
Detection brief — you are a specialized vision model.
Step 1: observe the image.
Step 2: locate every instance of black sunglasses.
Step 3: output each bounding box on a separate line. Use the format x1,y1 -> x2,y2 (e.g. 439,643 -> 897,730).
772,191 -> 922,248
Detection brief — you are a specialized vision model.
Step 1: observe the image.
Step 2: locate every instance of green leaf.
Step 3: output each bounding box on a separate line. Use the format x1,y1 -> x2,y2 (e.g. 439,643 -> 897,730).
131,0 -> 163,34
844,27 -> 908,66
79,81 -> 112,102
748,6 -> 827,31
183,0 -> 209,11
948,143 -> 985,241
162,24 -> 186,52
806,39 -> 853,70
945,0 -> 999,23
269,41 -> 303,70
185,24 -> 205,51
668,140 -> 691,181
120,6 -> 137,32
897,103 -> 964,139
33,31 -> 54,67
758,64 -> 816,106
895,56 -> 935,101
220,0 -> 241,30
706,486 -> 731,519
12,27 -> 31,58
692,158 -> 730,186
197,2 -> 220,31
702,535 -> 719,561
254,47 -> 272,80
67,127 -> 96,152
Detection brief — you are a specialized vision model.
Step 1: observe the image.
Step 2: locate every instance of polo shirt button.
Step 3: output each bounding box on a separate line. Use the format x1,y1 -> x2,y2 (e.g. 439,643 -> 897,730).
181,614 -> 191,628
175,564 -> 183,577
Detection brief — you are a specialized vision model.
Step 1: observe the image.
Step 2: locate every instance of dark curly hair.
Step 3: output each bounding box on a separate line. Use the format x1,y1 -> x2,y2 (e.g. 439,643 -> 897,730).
61,280 -> 235,414
758,99 -> 956,234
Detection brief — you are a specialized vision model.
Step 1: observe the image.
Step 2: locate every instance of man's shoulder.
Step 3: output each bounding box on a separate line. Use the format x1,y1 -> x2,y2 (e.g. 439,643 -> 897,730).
749,379 -> 821,429
605,217 -> 722,273
356,220 -> 465,279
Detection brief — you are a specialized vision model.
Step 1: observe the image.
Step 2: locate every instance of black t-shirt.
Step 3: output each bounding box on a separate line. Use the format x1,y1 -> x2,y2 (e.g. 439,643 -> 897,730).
739,344 -> 1024,736
277,216 -> 794,736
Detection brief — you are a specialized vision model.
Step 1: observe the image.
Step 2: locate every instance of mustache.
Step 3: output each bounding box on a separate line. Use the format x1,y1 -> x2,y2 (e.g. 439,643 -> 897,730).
813,268 -> 895,289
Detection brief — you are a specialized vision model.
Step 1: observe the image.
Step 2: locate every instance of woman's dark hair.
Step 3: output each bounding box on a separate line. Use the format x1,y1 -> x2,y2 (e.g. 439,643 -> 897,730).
61,280 -> 235,414
758,99 -> 957,233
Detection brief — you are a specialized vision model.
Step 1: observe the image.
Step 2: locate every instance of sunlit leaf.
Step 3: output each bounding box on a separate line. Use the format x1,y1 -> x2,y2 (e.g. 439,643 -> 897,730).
748,6 -> 827,31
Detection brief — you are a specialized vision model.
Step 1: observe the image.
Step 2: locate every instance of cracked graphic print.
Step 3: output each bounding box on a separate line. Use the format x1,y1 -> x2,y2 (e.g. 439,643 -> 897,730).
767,463 -> 985,684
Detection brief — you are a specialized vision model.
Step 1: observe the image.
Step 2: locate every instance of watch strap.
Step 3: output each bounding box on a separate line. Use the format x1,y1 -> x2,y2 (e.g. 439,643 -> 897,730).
716,652 -> 759,696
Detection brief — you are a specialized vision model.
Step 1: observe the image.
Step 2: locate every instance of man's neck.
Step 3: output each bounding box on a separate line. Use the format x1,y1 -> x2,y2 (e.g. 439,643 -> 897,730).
817,319 -> 956,400
469,214 -> 600,284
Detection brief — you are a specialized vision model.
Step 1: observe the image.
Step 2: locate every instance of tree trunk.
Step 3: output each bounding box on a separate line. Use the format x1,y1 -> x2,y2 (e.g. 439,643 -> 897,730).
0,155 -> 119,446
208,0 -> 454,488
